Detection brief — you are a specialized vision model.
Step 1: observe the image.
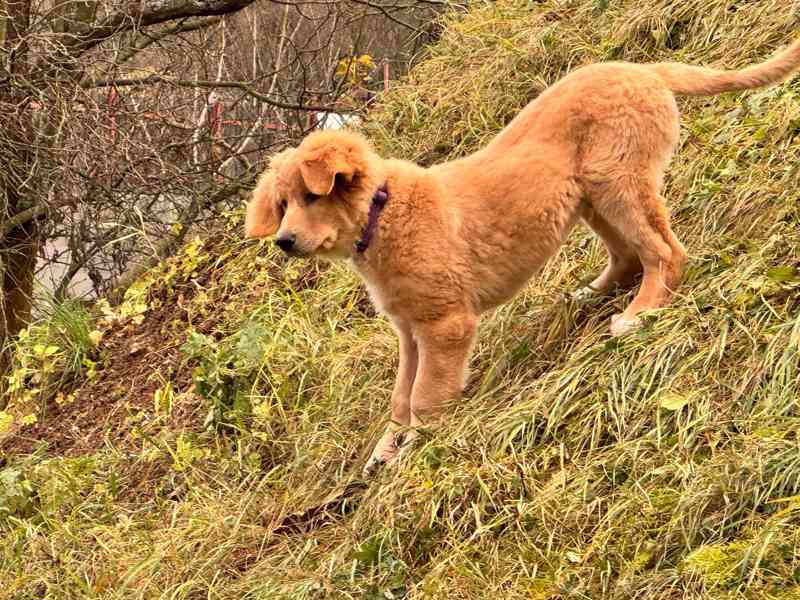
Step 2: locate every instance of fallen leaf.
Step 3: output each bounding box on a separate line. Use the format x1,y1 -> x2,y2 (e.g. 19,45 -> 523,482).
659,391 -> 691,411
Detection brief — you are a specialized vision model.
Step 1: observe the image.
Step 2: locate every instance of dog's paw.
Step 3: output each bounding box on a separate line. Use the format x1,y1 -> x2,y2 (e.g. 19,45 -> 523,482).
609,313 -> 641,336
362,428 -> 419,478
363,430 -> 402,477
570,286 -> 599,303
362,455 -> 387,478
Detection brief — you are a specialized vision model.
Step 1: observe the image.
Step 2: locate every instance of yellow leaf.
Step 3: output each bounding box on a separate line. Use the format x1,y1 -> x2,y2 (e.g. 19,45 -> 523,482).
0,411 -> 13,433
357,54 -> 375,68
659,391 -> 691,411
88,330 -> 103,347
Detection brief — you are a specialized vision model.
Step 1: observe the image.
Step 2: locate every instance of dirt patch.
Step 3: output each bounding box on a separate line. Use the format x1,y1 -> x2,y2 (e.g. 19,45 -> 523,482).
2,235 -> 224,458
0,235 -> 337,461
1,299 -> 197,457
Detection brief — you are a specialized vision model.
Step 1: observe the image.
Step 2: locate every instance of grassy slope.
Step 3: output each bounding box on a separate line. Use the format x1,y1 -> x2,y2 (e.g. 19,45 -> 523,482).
3,0 -> 800,598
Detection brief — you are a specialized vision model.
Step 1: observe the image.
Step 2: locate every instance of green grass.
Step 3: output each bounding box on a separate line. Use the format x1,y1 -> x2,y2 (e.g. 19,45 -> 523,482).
2,0 -> 800,598
2,294 -> 96,417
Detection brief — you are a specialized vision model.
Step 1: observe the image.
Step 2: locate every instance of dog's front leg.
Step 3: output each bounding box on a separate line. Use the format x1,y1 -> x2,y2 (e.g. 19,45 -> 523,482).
409,313 -> 477,431
363,322 -> 418,476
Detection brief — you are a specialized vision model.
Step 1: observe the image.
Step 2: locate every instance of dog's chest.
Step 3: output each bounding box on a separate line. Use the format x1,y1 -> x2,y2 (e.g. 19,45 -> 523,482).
351,260 -> 401,318
364,280 -> 392,316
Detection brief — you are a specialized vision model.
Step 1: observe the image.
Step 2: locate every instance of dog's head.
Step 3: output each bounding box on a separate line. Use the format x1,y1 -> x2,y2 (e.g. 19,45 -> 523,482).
244,130 -> 380,258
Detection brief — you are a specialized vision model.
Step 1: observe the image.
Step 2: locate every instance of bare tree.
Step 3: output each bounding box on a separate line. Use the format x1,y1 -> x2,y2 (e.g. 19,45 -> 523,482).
0,0 -> 445,394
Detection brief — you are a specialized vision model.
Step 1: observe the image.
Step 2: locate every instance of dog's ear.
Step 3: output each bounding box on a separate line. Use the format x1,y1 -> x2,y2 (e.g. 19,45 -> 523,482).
299,146 -> 355,196
244,170 -> 280,238
244,149 -> 296,238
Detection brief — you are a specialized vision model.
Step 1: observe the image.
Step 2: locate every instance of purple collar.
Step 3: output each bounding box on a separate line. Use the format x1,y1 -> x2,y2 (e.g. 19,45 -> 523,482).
355,184 -> 389,254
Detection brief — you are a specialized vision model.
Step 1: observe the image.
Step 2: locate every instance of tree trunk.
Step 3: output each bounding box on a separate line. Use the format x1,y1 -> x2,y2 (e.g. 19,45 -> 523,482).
0,0 -> 35,404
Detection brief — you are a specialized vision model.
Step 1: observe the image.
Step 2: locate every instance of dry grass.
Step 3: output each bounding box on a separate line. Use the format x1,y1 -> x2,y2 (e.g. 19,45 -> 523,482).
2,0 -> 800,598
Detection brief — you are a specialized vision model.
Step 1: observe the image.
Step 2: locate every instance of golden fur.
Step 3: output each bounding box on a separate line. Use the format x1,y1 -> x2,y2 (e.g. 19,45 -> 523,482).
244,39 -> 800,474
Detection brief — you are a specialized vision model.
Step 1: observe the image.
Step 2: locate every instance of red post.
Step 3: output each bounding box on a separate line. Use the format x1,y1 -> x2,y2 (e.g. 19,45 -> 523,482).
383,60 -> 390,93
210,95 -> 223,140
209,94 -> 224,182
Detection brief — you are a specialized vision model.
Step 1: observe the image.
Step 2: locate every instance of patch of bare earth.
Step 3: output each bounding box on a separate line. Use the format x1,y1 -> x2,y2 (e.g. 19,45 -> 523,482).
2,295 -> 198,457
0,237 -> 339,461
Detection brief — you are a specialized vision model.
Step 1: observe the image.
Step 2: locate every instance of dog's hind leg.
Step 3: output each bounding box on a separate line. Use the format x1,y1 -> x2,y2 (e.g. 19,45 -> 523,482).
573,207 -> 643,301
591,184 -> 686,335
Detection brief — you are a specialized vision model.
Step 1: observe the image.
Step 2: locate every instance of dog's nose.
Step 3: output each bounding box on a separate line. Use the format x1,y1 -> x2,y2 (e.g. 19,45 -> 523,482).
275,234 -> 296,252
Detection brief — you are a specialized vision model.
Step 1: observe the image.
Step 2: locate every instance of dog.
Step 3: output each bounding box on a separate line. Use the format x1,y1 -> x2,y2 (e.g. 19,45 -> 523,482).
245,39 -> 800,475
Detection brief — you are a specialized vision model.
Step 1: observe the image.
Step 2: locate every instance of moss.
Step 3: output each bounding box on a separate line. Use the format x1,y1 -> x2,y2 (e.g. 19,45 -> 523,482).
684,542 -> 749,587
648,487 -> 681,513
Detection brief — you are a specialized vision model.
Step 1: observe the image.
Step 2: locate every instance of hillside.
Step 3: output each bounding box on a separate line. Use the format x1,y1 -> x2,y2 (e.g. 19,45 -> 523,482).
2,1 -> 800,598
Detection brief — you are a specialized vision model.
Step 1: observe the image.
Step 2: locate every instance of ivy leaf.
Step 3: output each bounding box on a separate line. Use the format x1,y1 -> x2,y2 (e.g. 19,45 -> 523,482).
236,321 -> 268,366
181,331 -> 214,359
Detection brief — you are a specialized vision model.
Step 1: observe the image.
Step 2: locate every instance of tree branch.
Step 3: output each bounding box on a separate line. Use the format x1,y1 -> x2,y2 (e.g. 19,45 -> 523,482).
0,197 -> 75,240
78,15 -> 225,87
82,74 -> 348,113
66,0 -> 259,56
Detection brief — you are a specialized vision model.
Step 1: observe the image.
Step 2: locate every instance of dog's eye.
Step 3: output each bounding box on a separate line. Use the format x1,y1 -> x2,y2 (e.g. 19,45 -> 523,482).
305,192 -> 321,205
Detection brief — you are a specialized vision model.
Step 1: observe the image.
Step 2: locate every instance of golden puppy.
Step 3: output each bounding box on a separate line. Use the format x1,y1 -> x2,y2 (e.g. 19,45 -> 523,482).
245,40 -> 800,474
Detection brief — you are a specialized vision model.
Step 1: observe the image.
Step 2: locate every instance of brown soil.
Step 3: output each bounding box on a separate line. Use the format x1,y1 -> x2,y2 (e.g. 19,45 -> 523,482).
2,295 -> 199,458
0,235 -> 361,463
0,234 -> 233,459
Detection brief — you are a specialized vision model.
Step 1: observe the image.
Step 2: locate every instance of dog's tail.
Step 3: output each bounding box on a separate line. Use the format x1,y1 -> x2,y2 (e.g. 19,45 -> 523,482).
653,38 -> 800,96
